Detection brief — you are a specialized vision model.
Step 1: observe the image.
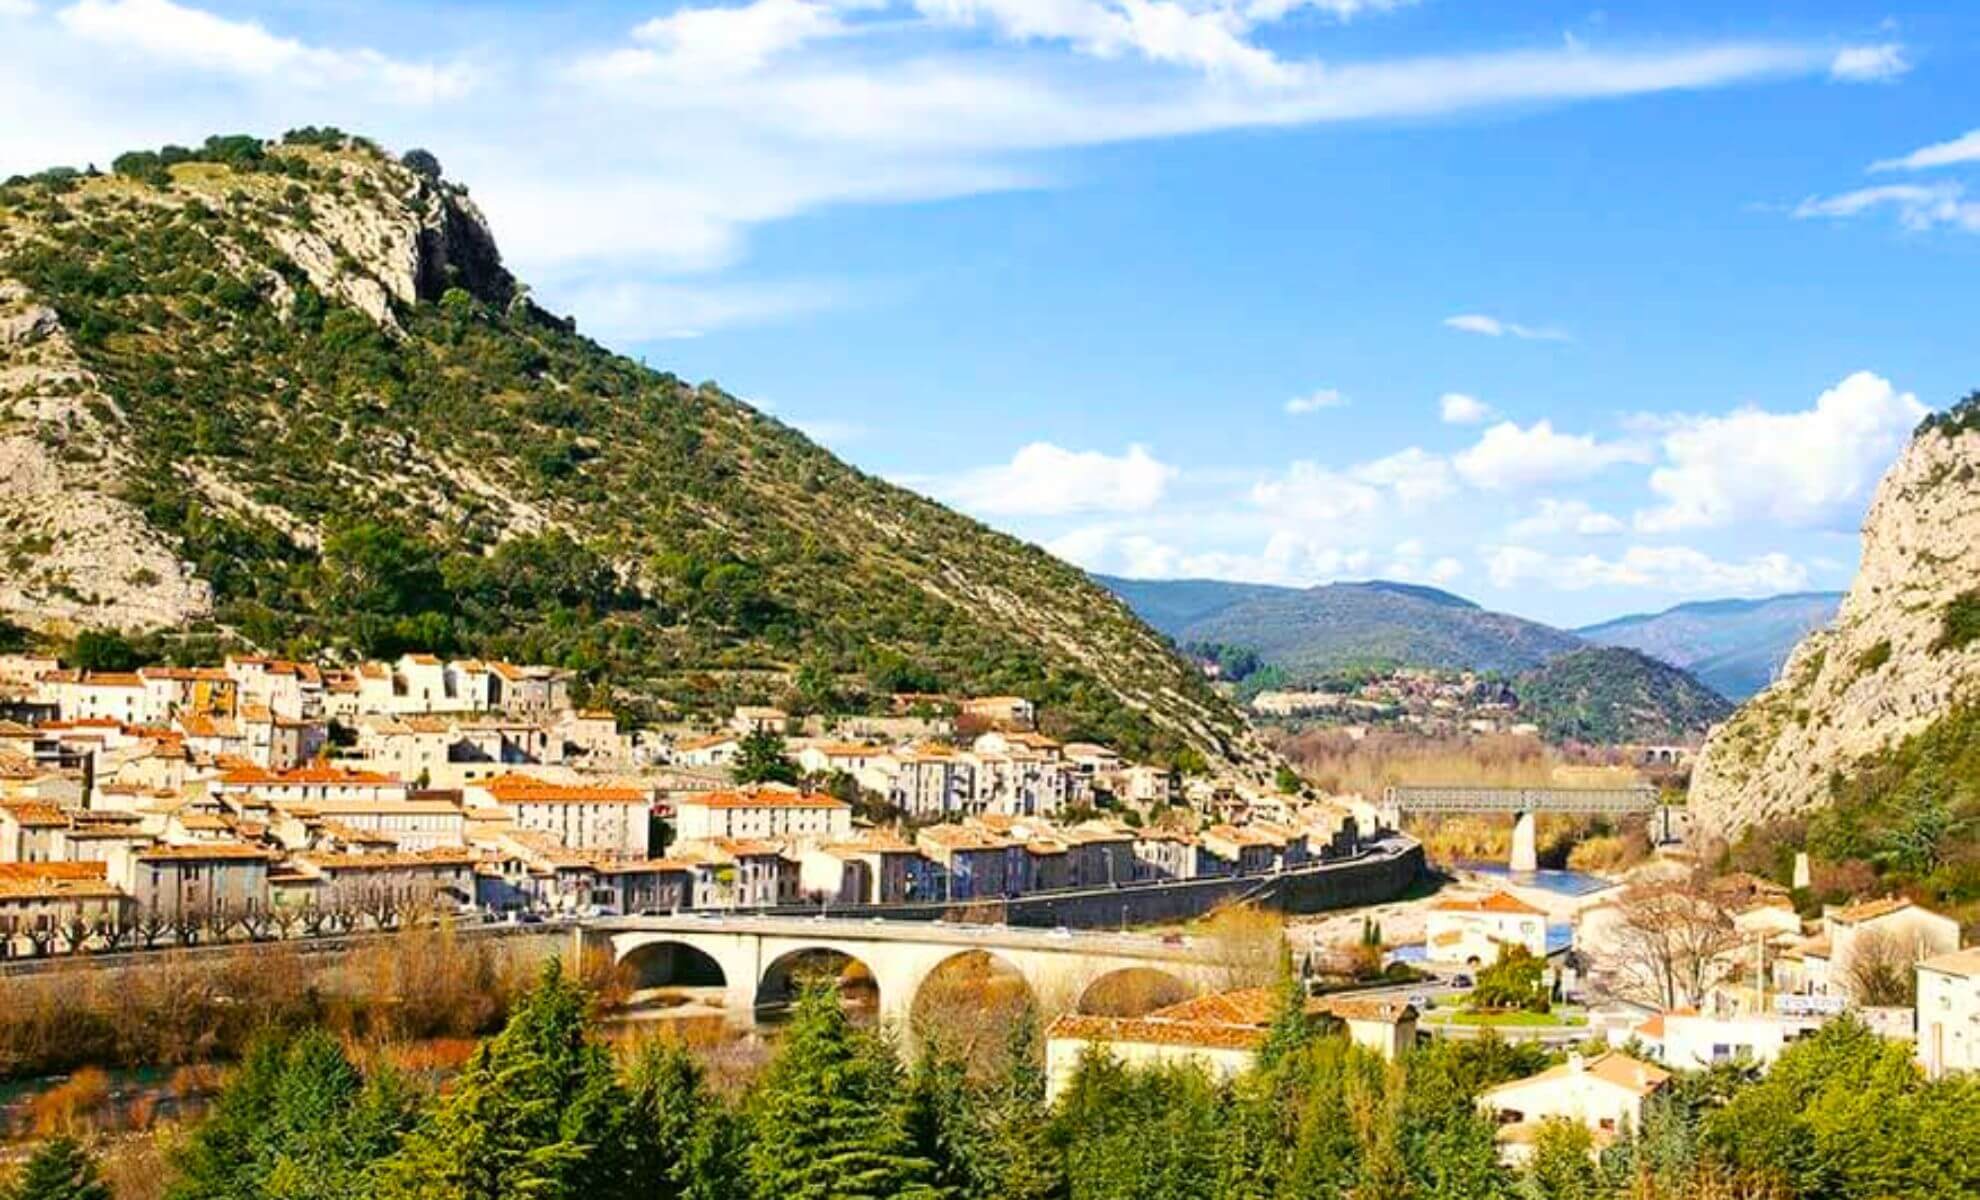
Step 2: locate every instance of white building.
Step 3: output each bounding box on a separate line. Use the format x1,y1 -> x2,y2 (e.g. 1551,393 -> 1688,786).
464,774 -> 652,858
1425,890 -> 1549,966
1477,1052 -> 1670,1163
1918,946 -> 1980,1079
672,786 -> 853,845
1624,1008 -> 1825,1070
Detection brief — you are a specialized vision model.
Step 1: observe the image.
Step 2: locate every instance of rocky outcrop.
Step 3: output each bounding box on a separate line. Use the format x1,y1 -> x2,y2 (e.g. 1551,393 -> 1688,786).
0,282 -> 213,633
1690,411 -> 1980,841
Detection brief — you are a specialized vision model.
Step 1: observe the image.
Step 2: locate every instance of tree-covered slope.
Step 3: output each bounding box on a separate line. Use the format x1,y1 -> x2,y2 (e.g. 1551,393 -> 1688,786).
0,132 -> 1247,764
1101,577 -> 1582,677
1577,592 -> 1843,700
1513,646 -> 1733,744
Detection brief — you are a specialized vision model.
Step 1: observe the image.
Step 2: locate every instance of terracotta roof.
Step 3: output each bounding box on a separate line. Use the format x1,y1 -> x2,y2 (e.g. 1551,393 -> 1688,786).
1918,946 -> 1980,979
0,861 -> 105,883
1634,1013 -> 1667,1039
298,850 -> 476,871
1482,1052 -> 1670,1100
593,857 -> 693,875
1431,889 -> 1545,916
1047,1001 -> 1269,1053
136,842 -> 274,862
1323,996 -> 1417,1023
1149,987 -> 1277,1025
684,788 -> 847,810
479,774 -> 648,805
1831,896 -> 1922,925
919,825 -> 1011,850
675,734 -> 739,752
1,801 -> 68,827
218,765 -> 400,787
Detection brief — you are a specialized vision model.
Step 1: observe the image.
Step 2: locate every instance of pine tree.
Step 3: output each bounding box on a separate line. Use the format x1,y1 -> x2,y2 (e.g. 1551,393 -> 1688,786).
8,1137 -> 110,1200
743,982 -> 933,1200
169,1034 -> 291,1200
1255,946 -> 1313,1072
902,1042 -> 977,1197
376,957 -> 637,1200
981,1005 -> 1064,1200
624,1038 -> 711,1200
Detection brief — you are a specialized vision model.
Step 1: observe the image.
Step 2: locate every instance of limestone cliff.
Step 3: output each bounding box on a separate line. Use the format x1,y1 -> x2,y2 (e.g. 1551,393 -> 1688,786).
0,132 -> 1253,768
1689,401 -> 1980,841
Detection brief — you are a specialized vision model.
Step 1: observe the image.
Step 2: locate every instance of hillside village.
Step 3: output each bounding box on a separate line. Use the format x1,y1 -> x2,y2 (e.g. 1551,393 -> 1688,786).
0,649 -> 1366,951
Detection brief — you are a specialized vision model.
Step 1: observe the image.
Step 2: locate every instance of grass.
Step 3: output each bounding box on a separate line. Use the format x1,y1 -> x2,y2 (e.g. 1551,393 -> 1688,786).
1422,1009 -> 1587,1028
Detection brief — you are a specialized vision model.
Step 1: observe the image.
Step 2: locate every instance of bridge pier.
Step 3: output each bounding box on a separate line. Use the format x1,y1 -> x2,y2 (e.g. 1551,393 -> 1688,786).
1509,811 -> 1538,873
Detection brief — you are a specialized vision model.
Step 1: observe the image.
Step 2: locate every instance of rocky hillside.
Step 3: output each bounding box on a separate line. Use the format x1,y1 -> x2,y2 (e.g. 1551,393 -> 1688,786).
1513,646 -> 1732,745
0,131 -> 1249,766
1691,395 -> 1980,843
1098,576 -> 1582,677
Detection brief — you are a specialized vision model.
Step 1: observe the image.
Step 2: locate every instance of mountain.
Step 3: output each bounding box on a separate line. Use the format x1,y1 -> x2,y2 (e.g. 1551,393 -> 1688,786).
1096,576 -> 1583,676
1513,646 -> 1733,744
1691,394 -> 1980,848
1577,593 -> 1844,700
0,131 -> 1248,766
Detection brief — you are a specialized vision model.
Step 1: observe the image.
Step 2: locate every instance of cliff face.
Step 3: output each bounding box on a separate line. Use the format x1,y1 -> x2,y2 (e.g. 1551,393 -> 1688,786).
1690,409 -> 1980,841
0,133 -> 1252,767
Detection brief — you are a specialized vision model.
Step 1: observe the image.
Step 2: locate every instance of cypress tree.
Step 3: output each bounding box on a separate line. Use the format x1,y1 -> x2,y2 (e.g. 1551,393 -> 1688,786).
8,1137 -> 110,1200
169,1035 -> 291,1200
981,1005 -> 1065,1200
1255,946 -> 1313,1073
624,1037 -> 711,1200
376,957 -> 637,1200
743,981 -> 933,1200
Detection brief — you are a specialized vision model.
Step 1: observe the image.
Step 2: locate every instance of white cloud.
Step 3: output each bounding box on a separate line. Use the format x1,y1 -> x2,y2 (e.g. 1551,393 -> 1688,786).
1792,183 -> 1980,233
1829,43 -> 1908,83
0,0 -> 36,17
1508,498 -> 1625,538
948,442 -> 1177,516
912,0 -> 1292,85
1350,447 -> 1456,506
1443,312 -> 1568,341
1438,391 -> 1495,425
1284,387 -> 1349,415
1382,538 -> 1464,584
1485,544 -> 1808,596
1050,525 -> 1375,585
1241,0 -> 1413,21
1249,461 -> 1381,522
55,0 -> 476,100
1453,420 -> 1649,491
1635,370 -> 1928,533
590,0 -> 849,80
1872,128 -> 1980,173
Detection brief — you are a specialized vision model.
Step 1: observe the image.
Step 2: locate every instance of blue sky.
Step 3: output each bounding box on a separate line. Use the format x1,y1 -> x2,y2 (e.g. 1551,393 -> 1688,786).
3,0 -> 1977,626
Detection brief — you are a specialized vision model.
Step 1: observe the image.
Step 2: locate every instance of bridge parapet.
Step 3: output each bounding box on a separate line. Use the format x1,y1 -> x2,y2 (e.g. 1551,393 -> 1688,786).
1384,785 -> 1658,815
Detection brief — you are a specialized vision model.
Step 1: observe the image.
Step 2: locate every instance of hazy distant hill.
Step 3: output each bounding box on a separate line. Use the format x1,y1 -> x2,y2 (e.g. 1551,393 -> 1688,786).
1577,593 -> 1843,700
1515,646 -> 1734,743
1096,576 -> 1583,676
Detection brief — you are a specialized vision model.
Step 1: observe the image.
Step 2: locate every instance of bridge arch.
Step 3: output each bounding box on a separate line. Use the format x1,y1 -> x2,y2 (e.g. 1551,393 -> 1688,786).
909,949 -> 1037,1062
1075,965 -> 1195,1016
755,945 -> 882,1019
620,939 -> 729,991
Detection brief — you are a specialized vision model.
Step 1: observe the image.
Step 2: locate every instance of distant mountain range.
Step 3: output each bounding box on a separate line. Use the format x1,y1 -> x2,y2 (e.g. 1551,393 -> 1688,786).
1095,576 -> 1583,676
1576,593 -> 1842,700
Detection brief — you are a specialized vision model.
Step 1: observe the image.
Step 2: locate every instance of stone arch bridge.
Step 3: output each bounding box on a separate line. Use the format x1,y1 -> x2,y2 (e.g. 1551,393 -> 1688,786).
577,915 -> 1243,1027
1381,785 -> 1664,871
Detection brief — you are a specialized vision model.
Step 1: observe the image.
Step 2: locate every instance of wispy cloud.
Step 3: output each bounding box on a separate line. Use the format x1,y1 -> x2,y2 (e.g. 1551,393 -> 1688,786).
1828,42 -> 1908,83
1284,388 -> 1348,415
1443,312 -> 1569,341
1793,183 -> 1980,233
1871,127 -> 1980,173
1438,392 -> 1494,424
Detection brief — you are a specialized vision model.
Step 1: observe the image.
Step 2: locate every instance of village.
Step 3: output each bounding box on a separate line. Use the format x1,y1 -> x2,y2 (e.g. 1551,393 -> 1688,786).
1,648 -> 1975,1175
0,650 -> 1370,952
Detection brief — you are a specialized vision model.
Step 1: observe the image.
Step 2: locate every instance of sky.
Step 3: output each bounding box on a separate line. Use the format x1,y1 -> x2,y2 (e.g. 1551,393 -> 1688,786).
3,0 -> 1977,627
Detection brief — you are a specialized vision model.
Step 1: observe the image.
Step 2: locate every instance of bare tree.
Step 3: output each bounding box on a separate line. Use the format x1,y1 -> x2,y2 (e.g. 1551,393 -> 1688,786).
56,914 -> 93,955
134,907 -> 169,950
1844,929 -> 1917,1006
1602,874 -> 1745,1011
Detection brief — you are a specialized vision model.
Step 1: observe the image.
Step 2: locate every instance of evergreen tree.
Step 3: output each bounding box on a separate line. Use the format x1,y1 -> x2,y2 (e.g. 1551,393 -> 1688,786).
743,982 -> 932,1200
255,1029 -> 419,1200
734,729 -> 800,785
7,1137 -> 110,1200
902,1041 -> 978,1197
979,1005 -> 1064,1200
624,1038 -> 711,1199
169,1035 -> 291,1200
1255,947 -> 1313,1073
376,957 -> 637,1200
1521,1120 -> 1599,1200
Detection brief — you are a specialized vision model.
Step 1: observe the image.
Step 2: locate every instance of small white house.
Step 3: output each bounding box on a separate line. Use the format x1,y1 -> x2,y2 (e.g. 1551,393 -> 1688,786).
1425,889 -> 1548,966
1477,1051 -> 1670,1163
1918,946 -> 1980,1079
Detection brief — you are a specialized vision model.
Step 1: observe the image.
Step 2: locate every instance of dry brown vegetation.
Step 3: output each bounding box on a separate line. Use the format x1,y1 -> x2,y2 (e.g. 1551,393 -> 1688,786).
1277,729 -> 1559,798
909,950 -> 1037,1080
0,925 -> 555,1081
1192,902 -> 1286,988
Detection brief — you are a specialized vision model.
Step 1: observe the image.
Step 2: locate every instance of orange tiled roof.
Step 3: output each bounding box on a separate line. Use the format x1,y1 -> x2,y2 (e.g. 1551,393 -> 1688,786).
137,842 -> 273,862
479,773 -> 648,805
1431,889 -> 1545,916
686,787 -> 847,811
1,801 -> 69,827
1149,987 -> 1277,1026
218,765 -> 400,787
298,849 -> 476,871
1482,1052 -> 1671,1100
1832,896 -> 1918,925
